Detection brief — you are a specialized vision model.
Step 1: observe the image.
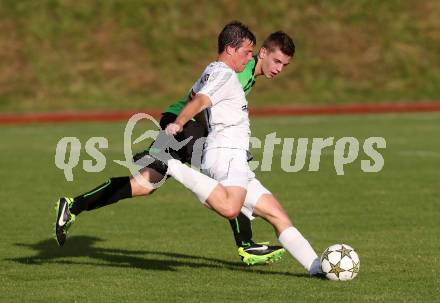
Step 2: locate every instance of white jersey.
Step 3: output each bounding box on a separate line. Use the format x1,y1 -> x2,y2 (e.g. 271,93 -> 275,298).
190,61 -> 250,150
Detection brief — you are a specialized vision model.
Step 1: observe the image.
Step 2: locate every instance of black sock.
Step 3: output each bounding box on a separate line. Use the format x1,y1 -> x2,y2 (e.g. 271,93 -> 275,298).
229,212 -> 254,247
70,177 -> 132,215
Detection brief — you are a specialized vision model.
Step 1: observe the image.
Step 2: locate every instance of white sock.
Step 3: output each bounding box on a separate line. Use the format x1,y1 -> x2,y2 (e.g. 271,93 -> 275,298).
278,226 -> 322,275
167,159 -> 218,203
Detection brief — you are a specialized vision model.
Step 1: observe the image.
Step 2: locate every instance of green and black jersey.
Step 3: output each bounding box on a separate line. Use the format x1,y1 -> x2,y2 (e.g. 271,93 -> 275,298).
237,55 -> 258,96
164,56 -> 258,115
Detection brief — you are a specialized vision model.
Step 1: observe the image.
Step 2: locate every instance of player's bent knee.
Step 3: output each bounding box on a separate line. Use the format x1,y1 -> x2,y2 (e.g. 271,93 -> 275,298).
130,177 -> 155,197
208,186 -> 245,219
131,184 -> 154,197
222,208 -> 242,220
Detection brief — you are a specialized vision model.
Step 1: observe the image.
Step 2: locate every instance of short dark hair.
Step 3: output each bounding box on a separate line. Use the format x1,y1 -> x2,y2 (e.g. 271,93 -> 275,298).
262,31 -> 295,57
218,21 -> 256,54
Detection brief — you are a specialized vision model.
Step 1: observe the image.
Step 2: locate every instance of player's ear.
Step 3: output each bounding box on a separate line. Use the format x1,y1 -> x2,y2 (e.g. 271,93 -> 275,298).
225,45 -> 235,55
258,47 -> 268,59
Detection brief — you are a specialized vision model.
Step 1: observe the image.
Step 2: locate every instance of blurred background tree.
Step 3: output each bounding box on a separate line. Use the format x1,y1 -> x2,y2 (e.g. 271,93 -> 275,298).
0,0 -> 439,112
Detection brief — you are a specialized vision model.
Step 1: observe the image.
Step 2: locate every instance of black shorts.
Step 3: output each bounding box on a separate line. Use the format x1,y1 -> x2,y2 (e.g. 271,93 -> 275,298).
159,112 -> 208,164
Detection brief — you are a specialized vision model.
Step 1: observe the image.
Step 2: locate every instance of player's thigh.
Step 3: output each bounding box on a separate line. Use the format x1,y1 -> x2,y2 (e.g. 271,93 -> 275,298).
202,148 -> 249,189
252,193 -> 292,225
208,185 -> 247,207
224,185 -> 247,204
202,148 -> 250,209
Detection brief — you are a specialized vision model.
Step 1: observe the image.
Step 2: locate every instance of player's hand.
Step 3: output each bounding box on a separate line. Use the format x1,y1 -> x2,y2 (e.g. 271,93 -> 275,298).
165,122 -> 183,135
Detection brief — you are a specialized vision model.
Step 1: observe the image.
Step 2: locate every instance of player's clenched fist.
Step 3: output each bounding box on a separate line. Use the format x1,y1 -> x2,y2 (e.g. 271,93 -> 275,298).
165,122 -> 183,135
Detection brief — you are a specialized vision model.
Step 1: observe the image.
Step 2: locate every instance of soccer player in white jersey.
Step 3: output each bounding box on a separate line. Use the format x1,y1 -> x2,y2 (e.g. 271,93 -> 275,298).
55,30 -> 296,266
161,21 -> 323,276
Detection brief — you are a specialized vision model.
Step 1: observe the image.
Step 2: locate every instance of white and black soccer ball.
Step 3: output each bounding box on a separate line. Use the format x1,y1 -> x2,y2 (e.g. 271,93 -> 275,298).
320,244 -> 360,281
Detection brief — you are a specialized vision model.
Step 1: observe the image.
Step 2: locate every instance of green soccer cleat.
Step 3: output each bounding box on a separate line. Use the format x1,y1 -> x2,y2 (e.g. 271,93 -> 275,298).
54,197 -> 76,246
238,242 -> 286,265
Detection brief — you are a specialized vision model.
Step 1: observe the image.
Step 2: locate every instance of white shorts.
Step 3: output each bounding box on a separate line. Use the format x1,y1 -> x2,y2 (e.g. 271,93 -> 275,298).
201,148 -> 271,220
241,179 -> 271,220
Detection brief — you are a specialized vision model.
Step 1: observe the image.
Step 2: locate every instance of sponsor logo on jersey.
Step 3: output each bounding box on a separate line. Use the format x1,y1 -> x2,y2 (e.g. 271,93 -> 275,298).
200,74 -> 210,85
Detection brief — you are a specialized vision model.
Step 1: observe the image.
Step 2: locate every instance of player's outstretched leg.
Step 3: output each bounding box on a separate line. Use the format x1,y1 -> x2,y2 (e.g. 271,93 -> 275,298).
69,177 -> 133,216
53,168 -> 163,246
253,194 -> 323,276
164,158 -> 246,219
53,177 -> 132,246
229,213 -> 286,265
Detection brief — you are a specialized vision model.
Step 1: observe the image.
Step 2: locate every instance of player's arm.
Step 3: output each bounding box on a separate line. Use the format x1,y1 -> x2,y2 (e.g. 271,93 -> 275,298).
166,94 -> 212,135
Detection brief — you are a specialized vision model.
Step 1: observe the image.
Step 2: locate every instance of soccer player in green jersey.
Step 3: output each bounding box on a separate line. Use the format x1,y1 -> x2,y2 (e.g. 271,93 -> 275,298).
55,30 -> 295,266
164,31 -> 291,115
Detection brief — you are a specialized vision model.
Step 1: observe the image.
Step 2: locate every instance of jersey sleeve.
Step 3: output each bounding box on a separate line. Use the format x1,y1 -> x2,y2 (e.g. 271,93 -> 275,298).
197,69 -> 233,106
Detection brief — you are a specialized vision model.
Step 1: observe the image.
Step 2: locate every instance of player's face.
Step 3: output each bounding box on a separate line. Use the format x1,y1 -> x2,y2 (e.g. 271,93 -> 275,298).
259,47 -> 291,79
230,39 -> 254,72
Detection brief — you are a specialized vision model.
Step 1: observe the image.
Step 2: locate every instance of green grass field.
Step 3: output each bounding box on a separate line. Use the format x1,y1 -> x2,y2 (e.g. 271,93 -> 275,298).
0,113 -> 439,302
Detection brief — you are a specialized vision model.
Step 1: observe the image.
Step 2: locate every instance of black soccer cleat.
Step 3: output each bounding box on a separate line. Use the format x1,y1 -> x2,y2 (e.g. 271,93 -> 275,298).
54,197 -> 76,246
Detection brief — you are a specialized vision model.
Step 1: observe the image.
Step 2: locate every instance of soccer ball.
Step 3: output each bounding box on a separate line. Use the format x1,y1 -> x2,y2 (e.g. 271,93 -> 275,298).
320,244 -> 360,281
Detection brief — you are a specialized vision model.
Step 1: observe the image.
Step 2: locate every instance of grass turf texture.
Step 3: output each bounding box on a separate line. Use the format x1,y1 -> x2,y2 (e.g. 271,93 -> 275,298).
0,113 -> 439,302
